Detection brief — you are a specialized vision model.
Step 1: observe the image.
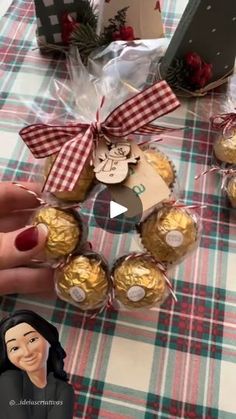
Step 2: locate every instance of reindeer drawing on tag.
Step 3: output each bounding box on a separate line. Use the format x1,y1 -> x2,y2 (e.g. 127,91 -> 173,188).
94,142 -> 140,184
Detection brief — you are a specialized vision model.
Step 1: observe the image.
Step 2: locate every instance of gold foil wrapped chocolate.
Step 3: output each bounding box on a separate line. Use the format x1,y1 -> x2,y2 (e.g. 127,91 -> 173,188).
144,149 -> 175,187
44,154 -> 95,202
140,206 -> 198,264
213,132 -> 236,164
226,176 -> 236,207
55,253 -> 109,310
113,254 -> 167,309
33,207 -> 82,259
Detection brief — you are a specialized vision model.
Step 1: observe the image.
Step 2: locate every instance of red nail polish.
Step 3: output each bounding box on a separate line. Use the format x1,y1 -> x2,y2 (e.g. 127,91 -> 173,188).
15,226 -> 39,252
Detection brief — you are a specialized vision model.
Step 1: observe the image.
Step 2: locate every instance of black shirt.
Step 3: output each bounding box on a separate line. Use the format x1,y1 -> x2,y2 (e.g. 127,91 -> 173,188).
0,369 -> 74,419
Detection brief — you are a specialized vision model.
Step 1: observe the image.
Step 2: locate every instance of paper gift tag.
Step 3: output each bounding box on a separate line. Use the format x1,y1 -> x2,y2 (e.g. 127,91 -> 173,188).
108,141 -> 171,218
99,0 -> 164,39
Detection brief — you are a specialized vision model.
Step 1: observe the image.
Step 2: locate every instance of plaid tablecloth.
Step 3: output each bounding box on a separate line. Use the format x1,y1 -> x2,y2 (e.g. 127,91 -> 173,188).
1,1 -> 236,418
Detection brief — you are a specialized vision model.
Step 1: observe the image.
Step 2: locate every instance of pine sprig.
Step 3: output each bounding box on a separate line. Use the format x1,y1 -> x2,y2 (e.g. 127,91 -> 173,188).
102,7 -> 130,43
166,58 -> 191,89
75,0 -> 97,30
71,23 -> 103,64
41,1 -> 131,63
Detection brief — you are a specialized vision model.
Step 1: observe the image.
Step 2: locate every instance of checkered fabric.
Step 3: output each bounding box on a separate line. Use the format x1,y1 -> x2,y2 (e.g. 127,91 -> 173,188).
20,80 -> 180,192
1,1 -> 236,418
35,0 -> 81,45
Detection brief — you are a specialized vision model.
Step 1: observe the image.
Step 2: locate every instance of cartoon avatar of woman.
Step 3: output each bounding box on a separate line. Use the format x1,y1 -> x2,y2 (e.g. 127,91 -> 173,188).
0,309 -> 74,419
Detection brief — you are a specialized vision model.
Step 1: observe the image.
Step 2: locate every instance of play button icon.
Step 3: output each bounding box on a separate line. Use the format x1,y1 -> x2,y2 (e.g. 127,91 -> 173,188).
93,185 -> 143,234
110,201 -> 128,219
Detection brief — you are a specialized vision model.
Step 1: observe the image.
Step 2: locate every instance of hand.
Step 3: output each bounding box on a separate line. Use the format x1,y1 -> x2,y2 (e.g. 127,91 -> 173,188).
0,182 -> 54,295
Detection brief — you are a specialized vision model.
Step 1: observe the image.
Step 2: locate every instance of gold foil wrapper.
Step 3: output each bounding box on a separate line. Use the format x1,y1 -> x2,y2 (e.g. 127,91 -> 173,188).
144,149 -> 175,187
140,207 -> 198,263
44,155 -> 95,202
33,207 -> 80,259
226,176 -> 236,207
56,254 -> 109,310
213,132 -> 236,164
113,255 -> 167,309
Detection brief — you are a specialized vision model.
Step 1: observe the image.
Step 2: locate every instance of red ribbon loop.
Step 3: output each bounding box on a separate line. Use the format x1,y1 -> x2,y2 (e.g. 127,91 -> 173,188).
195,166 -> 236,190
210,111 -> 236,138
20,81 -> 180,192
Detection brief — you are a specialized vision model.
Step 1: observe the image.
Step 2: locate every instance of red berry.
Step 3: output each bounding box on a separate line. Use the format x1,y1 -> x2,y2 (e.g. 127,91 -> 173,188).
197,76 -> 208,88
120,26 -> 135,41
188,72 -> 207,89
185,52 -> 202,69
61,12 -> 77,45
200,63 -> 213,83
112,31 -> 122,41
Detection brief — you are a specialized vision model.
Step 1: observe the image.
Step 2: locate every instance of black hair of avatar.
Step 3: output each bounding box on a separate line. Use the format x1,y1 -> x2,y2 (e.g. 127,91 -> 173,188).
0,309 -> 68,382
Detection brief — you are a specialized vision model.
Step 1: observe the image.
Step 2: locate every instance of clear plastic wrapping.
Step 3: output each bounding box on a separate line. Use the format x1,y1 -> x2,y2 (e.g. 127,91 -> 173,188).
137,203 -> 202,266
209,97 -> 236,168
18,40 -> 174,202
15,42 -> 208,311
223,173 -> 236,208
111,252 -> 170,311
30,205 -> 88,263
54,251 -> 111,312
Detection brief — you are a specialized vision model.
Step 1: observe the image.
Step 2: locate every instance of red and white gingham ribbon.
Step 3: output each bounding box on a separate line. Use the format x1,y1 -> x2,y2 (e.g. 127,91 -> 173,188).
210,111 -> 236,138
20,81 -> 180,193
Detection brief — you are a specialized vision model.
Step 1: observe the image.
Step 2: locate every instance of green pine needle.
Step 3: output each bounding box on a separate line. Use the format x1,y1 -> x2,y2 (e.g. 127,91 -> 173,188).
102,7 -> 130,43
71,23 -> 103,63
75,0 -> 98,30
62,2 -> 129,63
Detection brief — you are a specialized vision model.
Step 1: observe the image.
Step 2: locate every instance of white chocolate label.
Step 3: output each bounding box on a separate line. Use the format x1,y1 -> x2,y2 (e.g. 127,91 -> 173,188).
69,286 -> 86,302
165,230 -> 184,248
127,286 -> 145,302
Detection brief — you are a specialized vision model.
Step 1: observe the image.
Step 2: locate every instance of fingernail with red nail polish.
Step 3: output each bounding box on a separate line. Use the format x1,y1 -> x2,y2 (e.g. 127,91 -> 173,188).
15,226 -> 39,252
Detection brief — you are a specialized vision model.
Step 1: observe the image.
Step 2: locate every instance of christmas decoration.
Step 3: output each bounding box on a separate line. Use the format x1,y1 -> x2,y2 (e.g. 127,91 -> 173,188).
226,175 -> 236,207
70,6 -> 135,63
111,253 -> 170,310
35,1 -> 138,63
143,149 -> 176,188
35,0 -> 164,63
17,49 -> 204,314
160,0 -> 236,95
32,206 -> 86,261
94,141 -> 140,185
211,112 -> 236,165
100,0 -> 164,40
20,81 -> 179,194
165,52 -> 213,91
139,203 -> 200,264
44,154 -> 95,203
55,252 -> 111,311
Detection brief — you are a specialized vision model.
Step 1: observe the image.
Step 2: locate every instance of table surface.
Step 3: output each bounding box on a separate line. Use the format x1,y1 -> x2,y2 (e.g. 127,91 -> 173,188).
0,1 -> 236,418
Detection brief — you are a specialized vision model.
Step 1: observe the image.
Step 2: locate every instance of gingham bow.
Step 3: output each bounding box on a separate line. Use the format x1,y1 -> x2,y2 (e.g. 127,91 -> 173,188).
210,111 -> 236,138
20,80 -> 180,192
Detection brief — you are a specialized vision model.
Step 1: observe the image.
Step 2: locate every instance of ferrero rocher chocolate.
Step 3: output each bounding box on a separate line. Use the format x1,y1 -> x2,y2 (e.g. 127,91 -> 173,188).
33,207 -> 81,259
44,154 -> 95,202
213,132 -> 236,164
226,176 -> 236,207
140,207 -> 198,263
113,255 -> 167,309
55,254 -> 109,310
144,149 -> 175,187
